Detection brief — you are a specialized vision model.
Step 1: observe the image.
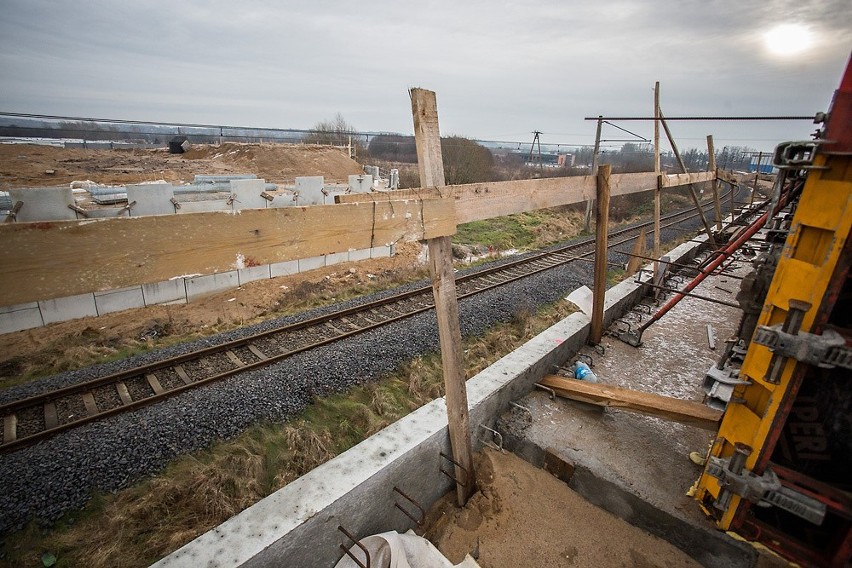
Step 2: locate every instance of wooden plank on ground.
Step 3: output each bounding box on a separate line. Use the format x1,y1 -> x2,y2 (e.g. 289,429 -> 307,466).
3,414 -> 17,443
538,375 -> 722,431
0,198 -> 456,305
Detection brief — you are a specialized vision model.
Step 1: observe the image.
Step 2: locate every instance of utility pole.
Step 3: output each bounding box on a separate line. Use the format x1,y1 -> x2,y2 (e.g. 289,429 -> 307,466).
528,130 -> 544,171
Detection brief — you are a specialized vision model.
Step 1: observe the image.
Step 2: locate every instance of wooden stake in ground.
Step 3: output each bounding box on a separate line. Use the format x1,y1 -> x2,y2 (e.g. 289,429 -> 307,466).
653,82 -> 661,270
589,164 -> 611,345
750,151 -> 763,206
659,110 -> 716,245
707,135 -> 722,231
625,228 -> 646,276
410,87 -> 474,506
585,116 -> 603,232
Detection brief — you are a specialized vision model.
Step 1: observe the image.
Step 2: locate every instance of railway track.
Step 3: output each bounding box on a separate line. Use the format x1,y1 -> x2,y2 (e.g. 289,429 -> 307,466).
0,196 -> 730,453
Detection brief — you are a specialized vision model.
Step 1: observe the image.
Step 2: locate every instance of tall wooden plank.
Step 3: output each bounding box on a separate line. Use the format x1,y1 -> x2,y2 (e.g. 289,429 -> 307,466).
410,87 -> 474,505
585,116 -> 604,232
653,82 -> 661,269
707,135 -> 722,230
625,228 -> 646,276
589,164 -> 611,345
659,112 -> 716,245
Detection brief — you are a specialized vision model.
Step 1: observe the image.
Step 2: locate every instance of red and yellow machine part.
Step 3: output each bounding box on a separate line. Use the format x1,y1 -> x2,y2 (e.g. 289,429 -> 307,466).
695,56 -> 852,567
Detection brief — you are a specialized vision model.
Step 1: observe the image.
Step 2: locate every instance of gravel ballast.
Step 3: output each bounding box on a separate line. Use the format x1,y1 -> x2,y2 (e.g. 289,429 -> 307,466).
0,206 -> 717,536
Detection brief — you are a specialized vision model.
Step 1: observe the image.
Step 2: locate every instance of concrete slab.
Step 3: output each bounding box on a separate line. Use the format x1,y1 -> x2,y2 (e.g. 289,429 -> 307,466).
0,302 -> 44,334
230,179 -> 269,211
324,252 -> 348,267
297,256 -> 325,272
238,265 -> 271,286
39,293 -> 98,324
185,272 -> 239,302
295,176 -> 325,206
270,260 -> 299,278
9,187 -> 77,222
85,208 -> 127,219
347,248 -> 371,262
177,200 -> 230,213
142,279 -> 187,306
127,183 -> 176,217
94,286 -> 146,315
348,174 -> 373,193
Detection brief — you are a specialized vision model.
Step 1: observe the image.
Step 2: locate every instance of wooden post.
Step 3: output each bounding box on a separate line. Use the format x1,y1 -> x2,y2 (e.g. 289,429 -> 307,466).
584,116 -> 603,232
625,228 -> 646,276
659,111 -> 716,245
653,82 -> 661,272
750,152 -> 762,205
707,135 -> 722,230
589,164 -> 611,345
410,87 -> 474,506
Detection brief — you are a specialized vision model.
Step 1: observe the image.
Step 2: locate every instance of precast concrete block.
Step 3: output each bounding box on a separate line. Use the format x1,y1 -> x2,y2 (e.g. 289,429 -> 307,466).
294,176 -> 325,205
142,279 -> 187,306
177,200 -> 231,213
348,174 -> 373,193
238,265 -> 271,286
185,271 -> 239,301
324,252 -> 348,267
39,293 -> 98,324
127,183 -> 176,216
9,187 -> 77,222
0,302 -> 44,334
270,260 -> 299,277
297,256 -> 325,272
347,248 -> 371,262
94,286 -> 146,315
229,179 -> 268,211
369,245 -> 392,259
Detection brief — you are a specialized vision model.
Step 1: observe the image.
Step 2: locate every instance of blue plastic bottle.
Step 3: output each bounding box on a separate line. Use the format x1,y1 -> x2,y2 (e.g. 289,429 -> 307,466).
573,361 -> 599,383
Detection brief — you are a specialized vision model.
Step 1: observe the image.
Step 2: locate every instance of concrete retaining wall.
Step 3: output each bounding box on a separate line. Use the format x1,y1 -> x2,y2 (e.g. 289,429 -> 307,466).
153,237 -> 708,568
0,245 -> 394,334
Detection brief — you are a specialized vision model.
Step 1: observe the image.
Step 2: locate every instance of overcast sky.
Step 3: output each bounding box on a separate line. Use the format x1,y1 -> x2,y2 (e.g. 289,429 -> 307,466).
1,1 -> 850,152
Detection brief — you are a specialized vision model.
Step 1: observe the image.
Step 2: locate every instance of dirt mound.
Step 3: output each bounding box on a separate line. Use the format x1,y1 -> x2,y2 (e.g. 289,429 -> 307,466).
0,142 -> 363,189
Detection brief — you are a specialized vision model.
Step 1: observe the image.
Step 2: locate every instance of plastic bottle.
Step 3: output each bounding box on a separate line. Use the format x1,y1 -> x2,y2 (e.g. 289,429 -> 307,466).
573,361 -> 599,383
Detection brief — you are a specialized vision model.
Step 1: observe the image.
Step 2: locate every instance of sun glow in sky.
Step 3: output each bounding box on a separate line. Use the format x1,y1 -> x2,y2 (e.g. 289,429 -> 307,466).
764,24 -> 814,56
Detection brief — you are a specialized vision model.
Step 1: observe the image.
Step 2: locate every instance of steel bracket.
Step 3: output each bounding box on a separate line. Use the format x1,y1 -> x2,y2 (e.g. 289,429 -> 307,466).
706,457 -> 826,525
753,325 -> 851,369
772,140 -> 829,171
703,365 -> 749,410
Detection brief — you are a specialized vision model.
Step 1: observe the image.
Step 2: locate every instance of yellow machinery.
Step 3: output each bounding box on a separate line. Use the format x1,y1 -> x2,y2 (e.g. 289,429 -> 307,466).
695,57 -> 852,567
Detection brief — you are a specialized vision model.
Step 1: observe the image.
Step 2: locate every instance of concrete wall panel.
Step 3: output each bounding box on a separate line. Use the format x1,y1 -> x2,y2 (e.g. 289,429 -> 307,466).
270,260 -> 299,278
347,248 -> 371,262
9,187 -> 77,222
238,265 -> 271,285
230,179 -> 269,211
348,174 -> 373,193
178,200 -> 230,213
324,252 -> 348,267
297,256 -> 325,272
185,272 -> 239,301
127,184 -> 176,217
295,176 -> 325,206
94,286 -> 146,315
0,302 -> 44,334
142,279 -> 187,306
39,293 -> 98,324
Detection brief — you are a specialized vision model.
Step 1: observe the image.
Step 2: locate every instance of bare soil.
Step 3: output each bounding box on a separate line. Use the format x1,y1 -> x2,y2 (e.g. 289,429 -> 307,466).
423,448 -> 702,567
0,142 -> 362,189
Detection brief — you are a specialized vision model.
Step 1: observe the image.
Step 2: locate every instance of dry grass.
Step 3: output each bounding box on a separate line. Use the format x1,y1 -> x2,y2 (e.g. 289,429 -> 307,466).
1,300 -> 576,568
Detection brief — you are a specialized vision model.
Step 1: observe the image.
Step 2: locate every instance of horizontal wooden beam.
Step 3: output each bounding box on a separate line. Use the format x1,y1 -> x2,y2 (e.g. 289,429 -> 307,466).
0,198 -> 455,305
337,170 -> 712,224
537,375 -> 722,431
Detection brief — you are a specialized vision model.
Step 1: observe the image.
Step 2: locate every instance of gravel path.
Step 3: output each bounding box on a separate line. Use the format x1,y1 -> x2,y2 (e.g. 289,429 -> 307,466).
0,206 -> 716,535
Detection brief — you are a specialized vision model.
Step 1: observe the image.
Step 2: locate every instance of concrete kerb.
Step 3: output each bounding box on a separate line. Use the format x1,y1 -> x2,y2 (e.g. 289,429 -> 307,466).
154,237 -> 710,567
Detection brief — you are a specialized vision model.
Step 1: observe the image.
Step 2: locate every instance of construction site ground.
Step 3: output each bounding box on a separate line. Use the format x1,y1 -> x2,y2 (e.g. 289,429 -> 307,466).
428,248 -> 792,567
